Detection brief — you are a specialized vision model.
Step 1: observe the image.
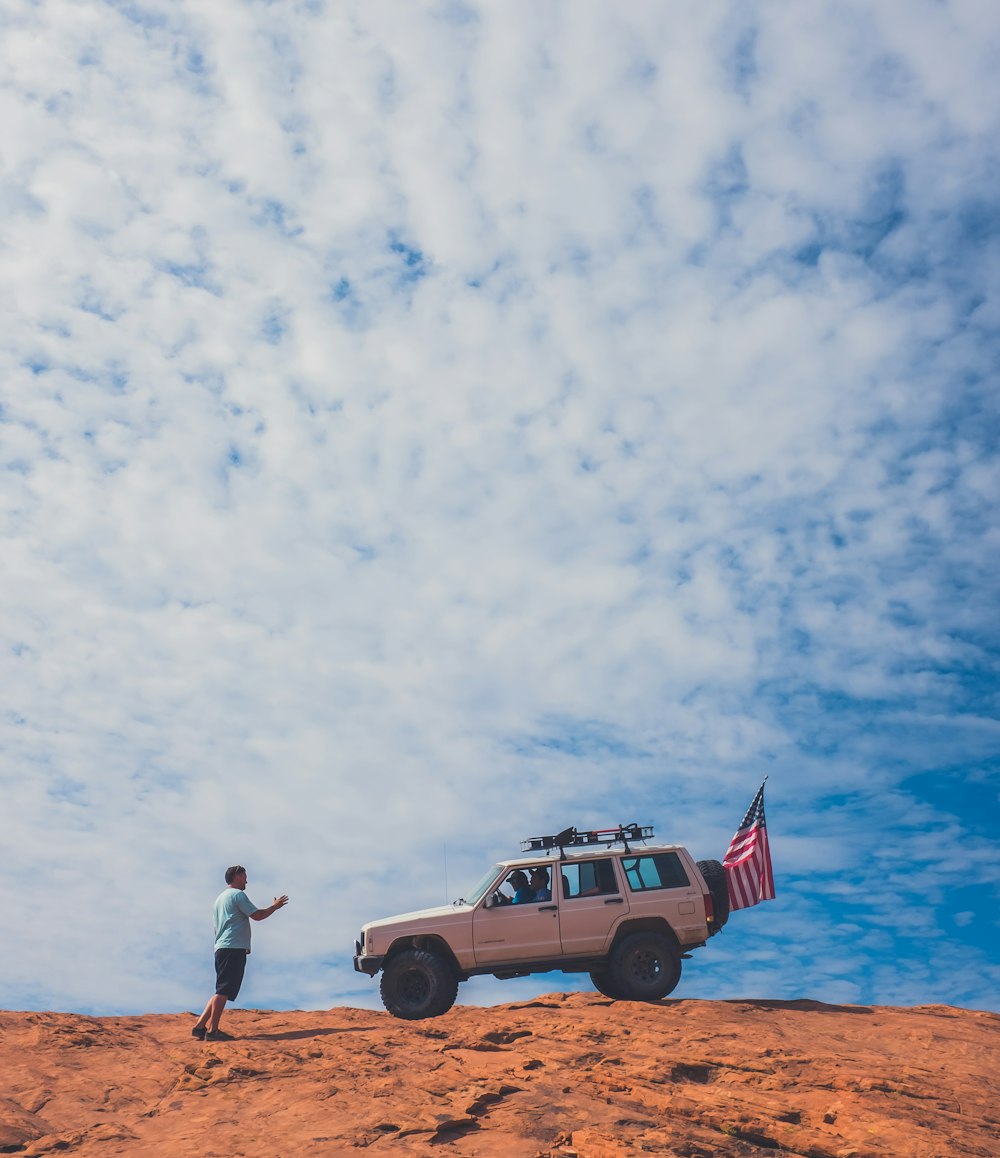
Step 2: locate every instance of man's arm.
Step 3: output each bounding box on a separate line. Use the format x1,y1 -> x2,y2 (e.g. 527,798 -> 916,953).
250,894 -> 289,921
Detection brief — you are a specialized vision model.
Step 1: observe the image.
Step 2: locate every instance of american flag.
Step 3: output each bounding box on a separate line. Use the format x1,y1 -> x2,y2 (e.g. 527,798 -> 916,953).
723,780 -> 775,910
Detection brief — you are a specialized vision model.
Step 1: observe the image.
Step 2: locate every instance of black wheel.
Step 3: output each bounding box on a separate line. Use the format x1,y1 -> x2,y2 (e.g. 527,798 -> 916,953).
696,859 -> 730,934
589,970 -> 626,1000
608,932 -> 681,1002
380,949 -> 459,1020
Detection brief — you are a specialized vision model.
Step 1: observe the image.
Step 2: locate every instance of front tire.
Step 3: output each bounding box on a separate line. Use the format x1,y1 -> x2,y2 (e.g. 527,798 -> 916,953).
380,948 -> 459,1020
608,932 -> 680,1002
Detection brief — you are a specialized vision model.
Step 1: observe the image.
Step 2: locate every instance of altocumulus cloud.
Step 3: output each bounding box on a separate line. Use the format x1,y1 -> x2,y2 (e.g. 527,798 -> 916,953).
0,0 -> 998,1014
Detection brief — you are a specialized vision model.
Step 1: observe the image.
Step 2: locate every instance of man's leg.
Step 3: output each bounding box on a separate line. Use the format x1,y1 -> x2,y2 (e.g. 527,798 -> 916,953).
207,993 -> 228,1031
201,949 -> 246,1036
195,949 -> 240,1034
193,997 -> 212,1031
193,993 -> 226,1031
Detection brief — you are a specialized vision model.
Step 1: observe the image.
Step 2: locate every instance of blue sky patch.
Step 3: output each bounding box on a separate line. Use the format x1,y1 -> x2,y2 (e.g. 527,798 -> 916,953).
387,233 -> 429,286
252,198 -> 303,238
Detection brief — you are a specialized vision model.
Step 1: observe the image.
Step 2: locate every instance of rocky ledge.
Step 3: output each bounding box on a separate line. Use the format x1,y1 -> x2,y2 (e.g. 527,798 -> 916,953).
2,993 -> 997,1156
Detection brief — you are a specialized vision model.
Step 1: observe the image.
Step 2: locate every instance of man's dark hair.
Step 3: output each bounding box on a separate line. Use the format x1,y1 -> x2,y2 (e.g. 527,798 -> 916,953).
225,865 -> 246,885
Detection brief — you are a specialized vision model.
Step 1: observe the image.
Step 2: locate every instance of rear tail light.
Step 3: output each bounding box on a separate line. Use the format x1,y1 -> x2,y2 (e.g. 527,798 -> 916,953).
703,892 -> 715,925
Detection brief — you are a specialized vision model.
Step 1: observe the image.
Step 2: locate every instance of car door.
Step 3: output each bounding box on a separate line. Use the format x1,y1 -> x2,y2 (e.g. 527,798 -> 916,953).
557,857 -> 630,956
472,869 -> 561,965
620,850 -> 703,941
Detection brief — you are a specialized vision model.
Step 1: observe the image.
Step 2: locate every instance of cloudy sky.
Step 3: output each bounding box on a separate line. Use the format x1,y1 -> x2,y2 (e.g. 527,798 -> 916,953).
2,0 -> 998,1018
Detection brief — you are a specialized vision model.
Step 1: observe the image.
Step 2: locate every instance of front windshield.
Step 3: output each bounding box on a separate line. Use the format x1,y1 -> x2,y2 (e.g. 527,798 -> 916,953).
461,864 -> 503,906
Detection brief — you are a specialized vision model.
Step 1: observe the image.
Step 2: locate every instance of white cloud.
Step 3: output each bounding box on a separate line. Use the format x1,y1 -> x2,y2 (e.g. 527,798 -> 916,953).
0,0 -> 997,1015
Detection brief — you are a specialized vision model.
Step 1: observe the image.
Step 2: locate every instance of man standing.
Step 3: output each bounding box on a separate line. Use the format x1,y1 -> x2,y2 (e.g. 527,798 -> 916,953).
192,865 -> 289,1041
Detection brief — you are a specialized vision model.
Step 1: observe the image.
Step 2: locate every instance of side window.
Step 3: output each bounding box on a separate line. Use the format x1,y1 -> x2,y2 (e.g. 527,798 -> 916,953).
560,859 -> 620,899
622,853 -> 690,892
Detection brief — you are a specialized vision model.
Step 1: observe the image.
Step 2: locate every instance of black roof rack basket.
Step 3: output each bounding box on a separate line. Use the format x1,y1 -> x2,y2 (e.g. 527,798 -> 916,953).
521,823 -> 653,856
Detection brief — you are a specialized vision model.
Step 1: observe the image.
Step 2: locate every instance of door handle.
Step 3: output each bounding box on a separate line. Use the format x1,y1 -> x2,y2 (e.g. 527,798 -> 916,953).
539,905 -> 557,912
604,898 -> 624,905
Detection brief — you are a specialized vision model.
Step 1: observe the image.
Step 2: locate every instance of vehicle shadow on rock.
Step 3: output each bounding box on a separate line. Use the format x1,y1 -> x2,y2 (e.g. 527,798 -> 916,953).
716,998 -> 875,1015
247,1026 -> 382,1041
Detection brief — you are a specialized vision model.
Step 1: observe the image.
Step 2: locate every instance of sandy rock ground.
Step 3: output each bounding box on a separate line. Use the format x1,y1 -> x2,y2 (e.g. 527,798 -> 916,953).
2,994 -> 997,1156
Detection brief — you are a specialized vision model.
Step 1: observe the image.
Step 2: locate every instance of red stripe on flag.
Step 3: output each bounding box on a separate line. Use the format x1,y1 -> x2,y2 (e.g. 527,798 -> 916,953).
723,822 -> 775,910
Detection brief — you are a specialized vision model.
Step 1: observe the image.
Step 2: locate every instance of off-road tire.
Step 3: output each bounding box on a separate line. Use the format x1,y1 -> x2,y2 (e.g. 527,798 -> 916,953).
608,931 -> 681,1002
380,948 -> 459,1020
589,970 -> 626,1000
696,859 -> 730,934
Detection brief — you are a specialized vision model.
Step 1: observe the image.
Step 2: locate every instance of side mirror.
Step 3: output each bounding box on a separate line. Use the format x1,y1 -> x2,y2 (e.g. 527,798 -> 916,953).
484,892 -> 496,909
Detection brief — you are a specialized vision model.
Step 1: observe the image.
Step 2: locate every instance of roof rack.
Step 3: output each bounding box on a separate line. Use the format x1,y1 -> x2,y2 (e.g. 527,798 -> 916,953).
521,823 -> 654,856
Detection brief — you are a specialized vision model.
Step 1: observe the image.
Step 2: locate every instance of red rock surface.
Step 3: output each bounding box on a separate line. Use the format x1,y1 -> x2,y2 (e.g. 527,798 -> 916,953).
2,994 -> 997,1156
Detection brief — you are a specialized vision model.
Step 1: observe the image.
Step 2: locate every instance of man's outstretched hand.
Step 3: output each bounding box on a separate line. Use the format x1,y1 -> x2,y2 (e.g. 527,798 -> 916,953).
253,895 -> 290,920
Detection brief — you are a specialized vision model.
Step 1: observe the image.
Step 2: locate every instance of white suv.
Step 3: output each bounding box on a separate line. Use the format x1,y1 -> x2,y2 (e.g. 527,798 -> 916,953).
354,825 -> 730,1020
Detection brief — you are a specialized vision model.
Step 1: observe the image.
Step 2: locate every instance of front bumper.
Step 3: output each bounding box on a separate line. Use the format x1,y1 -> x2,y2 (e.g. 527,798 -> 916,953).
354,939 -> 383,976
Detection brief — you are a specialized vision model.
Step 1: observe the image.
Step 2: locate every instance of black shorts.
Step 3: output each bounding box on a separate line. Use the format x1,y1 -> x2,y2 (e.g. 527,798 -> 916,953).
214,948 -> 248,1001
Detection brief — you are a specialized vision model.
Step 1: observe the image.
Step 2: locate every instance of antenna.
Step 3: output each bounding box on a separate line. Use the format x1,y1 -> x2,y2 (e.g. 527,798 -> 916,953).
443,843 -> 449,904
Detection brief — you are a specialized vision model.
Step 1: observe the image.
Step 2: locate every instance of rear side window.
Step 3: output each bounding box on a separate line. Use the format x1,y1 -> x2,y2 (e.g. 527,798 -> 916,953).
560,859 -> 619,899
621,853 -> 690,892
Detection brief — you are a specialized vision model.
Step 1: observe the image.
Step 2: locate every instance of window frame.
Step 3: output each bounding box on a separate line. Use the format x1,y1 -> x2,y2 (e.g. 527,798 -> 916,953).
620,851 -> 691,893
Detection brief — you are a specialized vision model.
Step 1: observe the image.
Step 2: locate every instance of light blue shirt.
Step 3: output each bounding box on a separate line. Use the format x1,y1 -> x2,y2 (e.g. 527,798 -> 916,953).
214,887 -> 259,951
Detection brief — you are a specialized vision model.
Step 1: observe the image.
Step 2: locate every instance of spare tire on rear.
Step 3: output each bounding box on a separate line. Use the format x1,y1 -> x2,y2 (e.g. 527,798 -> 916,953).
696,859 -> 730,934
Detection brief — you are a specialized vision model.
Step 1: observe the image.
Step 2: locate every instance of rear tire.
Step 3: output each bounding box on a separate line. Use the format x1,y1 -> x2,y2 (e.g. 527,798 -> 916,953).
696,859 -> 730,934
380,949 -> 459,1020
589,970 -> 626,1000
608,932 -> 680,1002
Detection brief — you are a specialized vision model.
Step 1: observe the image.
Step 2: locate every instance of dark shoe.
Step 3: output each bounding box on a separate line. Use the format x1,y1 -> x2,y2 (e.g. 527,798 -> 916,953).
205,1029 -> 234,1041
191,1025 -> 207,1040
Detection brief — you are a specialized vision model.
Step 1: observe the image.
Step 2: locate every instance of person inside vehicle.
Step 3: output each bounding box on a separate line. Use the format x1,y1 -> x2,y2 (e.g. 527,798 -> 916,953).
530,867 -> 551,901
508,870 -> 535,904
